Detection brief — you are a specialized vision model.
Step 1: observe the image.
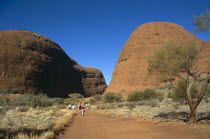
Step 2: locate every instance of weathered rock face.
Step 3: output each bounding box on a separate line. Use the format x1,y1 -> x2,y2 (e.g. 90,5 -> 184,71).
0,30 -> 107,97
106,22 -> 210,93
74,65 -> 107,96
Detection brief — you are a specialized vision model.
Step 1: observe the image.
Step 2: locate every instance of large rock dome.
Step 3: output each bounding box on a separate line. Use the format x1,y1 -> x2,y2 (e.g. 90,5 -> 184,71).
0,30 -> 107,97
106,22 -> 210,94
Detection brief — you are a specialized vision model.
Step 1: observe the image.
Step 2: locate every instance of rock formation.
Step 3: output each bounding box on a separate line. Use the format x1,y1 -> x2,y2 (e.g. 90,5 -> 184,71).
106,22 -> 210,94
0,30 -> 107,97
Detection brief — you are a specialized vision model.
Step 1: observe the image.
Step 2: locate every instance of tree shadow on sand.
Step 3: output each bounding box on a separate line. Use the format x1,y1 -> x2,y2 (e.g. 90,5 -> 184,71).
155,111 -> 210,124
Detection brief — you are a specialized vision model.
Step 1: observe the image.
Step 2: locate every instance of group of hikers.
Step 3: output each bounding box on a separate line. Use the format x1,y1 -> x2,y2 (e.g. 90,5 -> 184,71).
68,103 -> 86,116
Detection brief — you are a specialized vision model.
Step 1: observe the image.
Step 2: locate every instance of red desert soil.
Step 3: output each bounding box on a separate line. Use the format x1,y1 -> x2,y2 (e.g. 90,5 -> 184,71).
58,111 -> 210,139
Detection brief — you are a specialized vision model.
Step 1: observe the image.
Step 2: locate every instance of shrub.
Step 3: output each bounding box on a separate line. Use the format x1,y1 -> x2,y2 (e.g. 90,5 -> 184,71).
127,91 -> 143,102
116,103 -> 124,108
64,93 -> 84,105
0,97 -> 10,106
96,103 -> 116,109
96,104 -> 106,110
115,93 -> 123,102
84,101 -> 89,105
89,98 -> 96,104
16,107 -> 29,112
8,93 -> 53,107
156,84 -> 175,90
168,80 -> 199,100
103,92 -> 116,103
94,94 -> 102,103
149,100 -> 159,107
127,89 -> 162,102
172,103 -> 180,109
51,98 -> 64,104
205,85 -> 210,95
126,102 -> 136,110
1,89 -> 24,95
143,89 -> 160,99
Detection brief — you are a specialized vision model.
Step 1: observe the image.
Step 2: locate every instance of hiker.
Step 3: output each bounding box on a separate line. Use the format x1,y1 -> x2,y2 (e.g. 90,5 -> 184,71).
68,104 -> 72,109
78,104 -> 82,110
81,105 -> 85,116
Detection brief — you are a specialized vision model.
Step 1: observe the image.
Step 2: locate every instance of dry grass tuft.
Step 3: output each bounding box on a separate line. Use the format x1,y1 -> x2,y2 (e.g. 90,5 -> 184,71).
1,107 -> 75,139
43,131 -> 54,139
53,110 -> 75,133
11,133 -> 40,139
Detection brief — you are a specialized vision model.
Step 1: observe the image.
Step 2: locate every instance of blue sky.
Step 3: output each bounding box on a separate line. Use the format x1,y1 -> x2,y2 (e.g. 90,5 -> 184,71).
0,0 -> 209,84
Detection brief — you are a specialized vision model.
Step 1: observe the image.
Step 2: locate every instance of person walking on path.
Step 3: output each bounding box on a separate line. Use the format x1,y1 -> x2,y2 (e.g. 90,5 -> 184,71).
68,104 -> 72,109
78,104 -> 82,111
81,106 -> 85,116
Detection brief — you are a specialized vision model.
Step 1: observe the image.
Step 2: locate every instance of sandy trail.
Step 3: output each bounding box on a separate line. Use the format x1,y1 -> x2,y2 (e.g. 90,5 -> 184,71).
58,110 -> 210,139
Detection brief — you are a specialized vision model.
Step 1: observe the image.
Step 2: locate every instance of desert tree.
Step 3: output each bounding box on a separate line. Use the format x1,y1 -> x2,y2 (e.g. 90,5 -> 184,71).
193,9 -> 210,33
148,40 -> 210,124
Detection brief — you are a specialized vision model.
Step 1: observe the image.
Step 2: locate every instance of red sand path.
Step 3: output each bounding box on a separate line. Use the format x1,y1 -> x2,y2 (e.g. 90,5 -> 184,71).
58,111 -> 210,139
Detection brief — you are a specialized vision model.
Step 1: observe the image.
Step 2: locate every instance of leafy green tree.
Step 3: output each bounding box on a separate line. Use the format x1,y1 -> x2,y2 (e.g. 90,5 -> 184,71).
148,41 -> 210,124
193,9 -> 210,33
94,94 -> 102,103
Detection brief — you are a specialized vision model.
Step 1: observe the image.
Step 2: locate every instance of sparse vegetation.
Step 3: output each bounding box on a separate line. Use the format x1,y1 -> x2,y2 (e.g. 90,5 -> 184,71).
0,92 -> 75,138
89,97 -> 210,126
64,93 -> 84,105
127,89 -> 162,102
0,106 -> 75,139
103,92 -> 122,103
0,93 -> 54,108
89,98 -> 96,104
93,94 -> 102,103
148,40 -> 210,124
156,84 -> 175,90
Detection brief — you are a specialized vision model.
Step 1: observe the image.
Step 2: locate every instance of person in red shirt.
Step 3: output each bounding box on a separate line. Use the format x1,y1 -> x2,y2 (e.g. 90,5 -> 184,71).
81,106 -> 85,116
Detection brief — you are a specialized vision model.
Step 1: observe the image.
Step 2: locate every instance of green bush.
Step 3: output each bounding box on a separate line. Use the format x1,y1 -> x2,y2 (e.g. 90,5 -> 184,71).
51,98 -> 64,104
3,93 -> 53,107
156,84 -> 175,90
127,91 -> 143,102
205,85 -> 210,96
64,93 -> 84,105
1,89 -> 24,95
84,101 -> 89,105
89,98 -> 96,104
143,89 -> 159,99
93,94 -> 102,103
104,92 -> 117,103
22,94 -> 53,107
0,97 -> 10,106
168,80 -> 199,100
127,89 -> 161,102
115,93 -> 123,102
